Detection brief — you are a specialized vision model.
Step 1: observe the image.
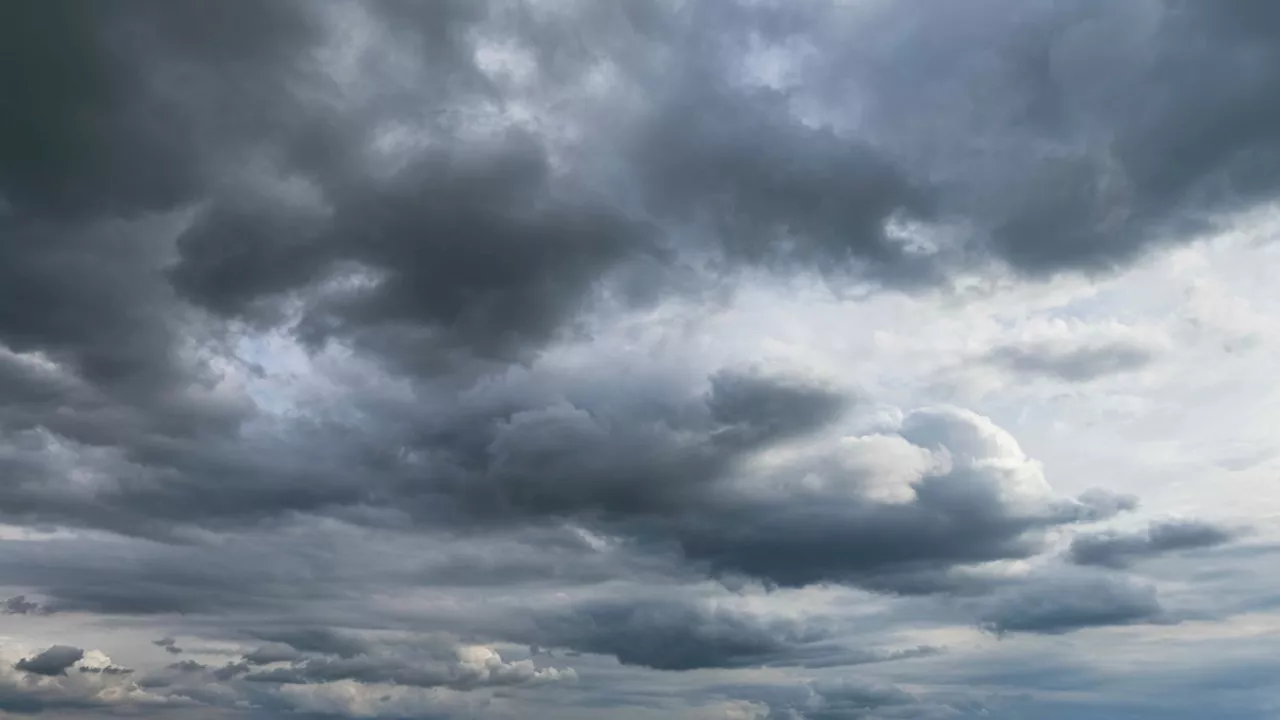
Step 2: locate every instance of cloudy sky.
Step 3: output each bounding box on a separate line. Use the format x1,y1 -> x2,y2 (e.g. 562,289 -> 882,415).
5,1 -> 1280,718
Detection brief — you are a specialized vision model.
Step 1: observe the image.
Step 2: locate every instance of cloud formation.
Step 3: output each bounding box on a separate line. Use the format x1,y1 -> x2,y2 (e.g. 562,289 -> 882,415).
15,646 -> 85,677
2,1 -> 1279,718
986,339 -> 1158,382
1069,520 -> 1240,569
978,574 -> 1169,636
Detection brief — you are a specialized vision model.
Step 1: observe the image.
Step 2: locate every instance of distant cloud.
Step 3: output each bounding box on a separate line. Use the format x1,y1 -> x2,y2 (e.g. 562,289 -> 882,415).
986,339 -> 1157,382
979,574 -> 1168,635
1070,520 -> 1240,569
15,646 -> 84,677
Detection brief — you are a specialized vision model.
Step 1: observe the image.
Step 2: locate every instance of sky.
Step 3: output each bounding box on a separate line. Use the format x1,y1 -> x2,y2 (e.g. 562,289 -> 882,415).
4,1 -> 1280,718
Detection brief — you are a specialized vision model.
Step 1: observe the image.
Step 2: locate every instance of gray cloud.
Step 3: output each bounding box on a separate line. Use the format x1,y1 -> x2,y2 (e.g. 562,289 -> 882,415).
1069,519 -> 1240,569
241,646 -> 567,691
248,628 -> 371,660
527,597 -> 831,671
524,595 -> 945,672
1,595 -> 44,615
3,1 -> 1277,717
0,373 -> 1133,617
242,644 -> 304,667
722,678 -> 977,720
633,78 -> 938,284
213,661 -> 251,682
986,339 -> 1157,381
978,574 -> 1169,635
78,665 -> 134,676
15,645 -> 84,677
0,0 -> 1254,554
153,637 -> 183,654
823,0 -> 1280,277
662,406 -> 1133,590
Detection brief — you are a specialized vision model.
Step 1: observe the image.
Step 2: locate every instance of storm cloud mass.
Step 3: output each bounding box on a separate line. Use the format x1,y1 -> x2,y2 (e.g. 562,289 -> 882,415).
3,1 -> 1280,718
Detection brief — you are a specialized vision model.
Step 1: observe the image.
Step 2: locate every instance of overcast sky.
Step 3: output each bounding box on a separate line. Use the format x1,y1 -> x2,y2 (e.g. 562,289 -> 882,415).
5,1 -> 1280,718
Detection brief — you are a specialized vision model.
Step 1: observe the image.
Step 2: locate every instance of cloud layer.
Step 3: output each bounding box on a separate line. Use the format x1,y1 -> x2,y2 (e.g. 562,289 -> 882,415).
2,1 -> 1279,718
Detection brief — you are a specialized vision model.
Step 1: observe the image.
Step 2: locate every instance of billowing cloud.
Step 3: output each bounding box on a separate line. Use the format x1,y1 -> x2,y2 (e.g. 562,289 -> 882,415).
4,1 -> 1280,718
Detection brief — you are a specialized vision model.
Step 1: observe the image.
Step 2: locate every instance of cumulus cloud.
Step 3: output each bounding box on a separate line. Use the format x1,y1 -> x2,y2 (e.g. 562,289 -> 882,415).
664,404 -> 1132,590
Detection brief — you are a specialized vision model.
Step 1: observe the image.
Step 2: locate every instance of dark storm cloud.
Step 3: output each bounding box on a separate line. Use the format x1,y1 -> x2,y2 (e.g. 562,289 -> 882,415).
5,0 -> 1280,399
741,0 -> 1280,279
1,2 -> 197,218
985,339 -> 1157,381
978,574 -> 1168,635
0,0 -> 667,541
370,377 -> 1131,592
0,0 -> 348,426
706,369 -> 850,446
633,81 -> 937,282
0,0 -> 526,526
0,0 -> 1273,539
0,0 -> 334,539
4,1 -> 1277,717
290,138 -> 659,365
1068,519 -> 1240,569
57,0 -> 1280,398
15,646 -> 84,677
